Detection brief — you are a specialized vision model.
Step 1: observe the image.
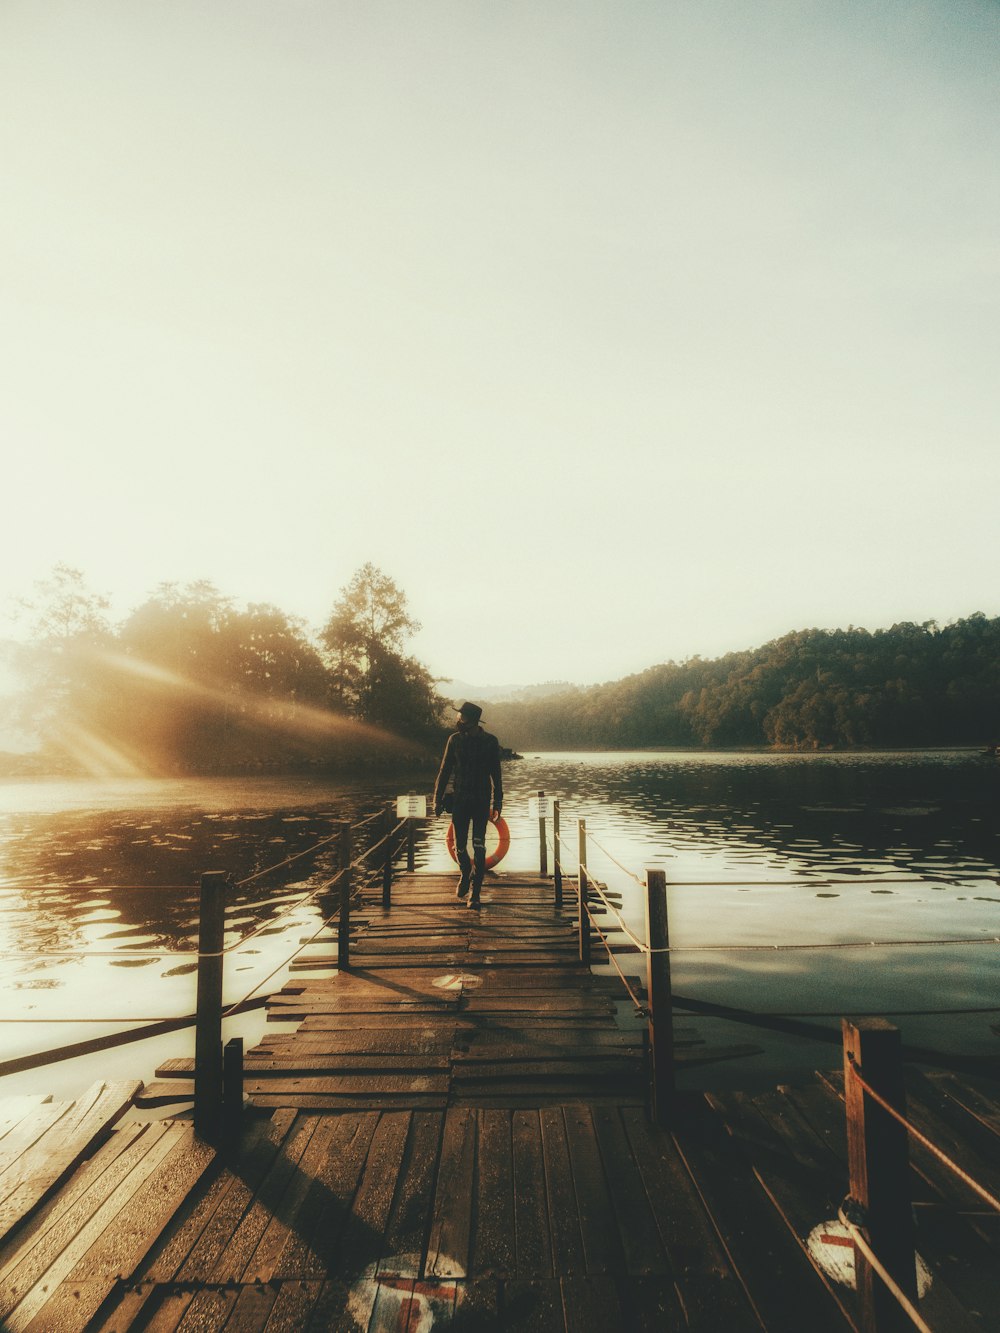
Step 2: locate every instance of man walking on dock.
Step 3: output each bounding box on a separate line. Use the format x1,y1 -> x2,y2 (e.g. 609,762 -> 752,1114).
433,701 -> 503,907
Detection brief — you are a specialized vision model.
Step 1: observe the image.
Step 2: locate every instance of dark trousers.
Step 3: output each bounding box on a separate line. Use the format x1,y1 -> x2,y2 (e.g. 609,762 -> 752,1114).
452,801 -> 489,889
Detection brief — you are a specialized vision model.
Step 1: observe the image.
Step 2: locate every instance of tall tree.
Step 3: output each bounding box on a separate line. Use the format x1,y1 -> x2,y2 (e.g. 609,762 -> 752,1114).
321,563 -> 444,739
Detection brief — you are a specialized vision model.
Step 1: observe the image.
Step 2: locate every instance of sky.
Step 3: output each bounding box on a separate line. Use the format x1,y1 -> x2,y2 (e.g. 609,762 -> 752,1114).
2,0 -> 998,690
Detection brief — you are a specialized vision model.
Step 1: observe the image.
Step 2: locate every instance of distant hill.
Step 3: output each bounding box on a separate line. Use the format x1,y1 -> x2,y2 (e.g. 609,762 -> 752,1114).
439,679 -> 576,705
483,615 -> 1000,751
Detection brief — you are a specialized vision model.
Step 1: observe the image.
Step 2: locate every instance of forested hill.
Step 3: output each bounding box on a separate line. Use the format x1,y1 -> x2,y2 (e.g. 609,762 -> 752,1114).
487,615 -> 1000,751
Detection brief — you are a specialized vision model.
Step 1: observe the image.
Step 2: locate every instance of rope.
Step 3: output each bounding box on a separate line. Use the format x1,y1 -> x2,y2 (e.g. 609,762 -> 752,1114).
584,876 -> 660,955
221,866 -> 348,953
222,888 -> 364,1017
582,899 -> 646,1015
845,1056 -> 1000,1213
232,828 -> 342,887
836,1202 -> 931,1333
0,884 -> 195,894
586,831 -> 646,887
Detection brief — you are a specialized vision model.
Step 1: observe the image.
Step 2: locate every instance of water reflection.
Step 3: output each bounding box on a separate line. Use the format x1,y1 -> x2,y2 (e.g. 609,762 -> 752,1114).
0,752 -> 998,1078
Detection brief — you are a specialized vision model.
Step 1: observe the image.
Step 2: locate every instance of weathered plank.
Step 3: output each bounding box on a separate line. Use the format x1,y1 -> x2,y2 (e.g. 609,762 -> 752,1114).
427,1108 -> 477,1279
0,1080 -> 140,1247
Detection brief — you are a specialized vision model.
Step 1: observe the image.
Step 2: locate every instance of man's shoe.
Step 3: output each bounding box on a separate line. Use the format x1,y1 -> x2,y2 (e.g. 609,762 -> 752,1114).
456,876 -> 470,899
467,894 -> 481,909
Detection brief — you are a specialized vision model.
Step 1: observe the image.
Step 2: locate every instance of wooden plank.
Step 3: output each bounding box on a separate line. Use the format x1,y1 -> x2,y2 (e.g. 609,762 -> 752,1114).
501,1279 -> 566,1330
174,1109 -> 301,1282
0,1121 -> 158,1325
670,1095 -> 854,1333
0,1080 -> 140,1247
561,1106 -> 625,1276
242,1075 -> 448,1095
452,1059 -> 643,1081
619,1275 -> 687,1331
539,1109 -> 585,1277
334,1111 -> 413,1279
135,1081 -> 195,1109
250,1029 -> 455,1054
0,1098 -> 53,1146
784,1079 -> 1000,1314
512,1111 -> 552,1280
427,1108 -> 477,1279
206,1112 -> 323,1282
11,1123 -> 212,1332
272,1113 -> 379,1278
588,1108 -> 667,1277
239,1115 -> 338,1282
217,1280 -> 279,1329
246,1277 -> 322,1332
560,1275 -> 625,1331
452,1279 -> 499,1327
248,1094 -> 448,1112
377,1110 -> 444,1278
926,1072 -> 1000,1140
622,1106 -> 759,1331
471,1109 -> 515,1278
745,1085 -> 983,1333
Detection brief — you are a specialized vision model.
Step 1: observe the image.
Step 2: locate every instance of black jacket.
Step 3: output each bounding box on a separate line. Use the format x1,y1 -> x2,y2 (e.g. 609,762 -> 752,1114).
433,726 -> 503,813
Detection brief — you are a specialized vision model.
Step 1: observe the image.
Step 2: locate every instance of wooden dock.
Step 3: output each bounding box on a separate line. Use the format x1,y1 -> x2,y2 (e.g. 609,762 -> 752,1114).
0,870 -> 998,1330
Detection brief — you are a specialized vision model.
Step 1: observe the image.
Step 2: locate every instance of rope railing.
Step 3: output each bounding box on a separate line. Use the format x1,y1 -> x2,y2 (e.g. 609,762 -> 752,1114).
552,821 -> 1000,957
222,882 -> 366,1019
845,1054 -> 1000,1214
836,1201 -> 932,1333
0,804 -> 398,1087
579,894 -> 646,1015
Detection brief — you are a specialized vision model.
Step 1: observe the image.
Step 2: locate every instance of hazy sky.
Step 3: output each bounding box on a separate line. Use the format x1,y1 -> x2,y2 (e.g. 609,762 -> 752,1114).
2,1 -> 997,689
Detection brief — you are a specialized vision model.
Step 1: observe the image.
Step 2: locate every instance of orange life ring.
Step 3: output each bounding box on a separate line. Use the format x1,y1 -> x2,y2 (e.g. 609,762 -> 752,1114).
446,813 -> 511,869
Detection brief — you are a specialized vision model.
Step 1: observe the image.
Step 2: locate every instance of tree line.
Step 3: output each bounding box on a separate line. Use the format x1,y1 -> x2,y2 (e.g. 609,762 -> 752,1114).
487,616 -> 1000,751
7,566 -> 998,773
6,563 -> 448,775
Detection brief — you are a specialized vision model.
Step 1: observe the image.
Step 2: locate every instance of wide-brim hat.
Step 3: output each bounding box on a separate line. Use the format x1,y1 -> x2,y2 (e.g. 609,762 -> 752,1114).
456,701 -> 483,723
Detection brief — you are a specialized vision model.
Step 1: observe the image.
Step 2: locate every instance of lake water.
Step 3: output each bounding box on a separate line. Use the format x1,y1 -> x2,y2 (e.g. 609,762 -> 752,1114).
1,750 -> 997,1098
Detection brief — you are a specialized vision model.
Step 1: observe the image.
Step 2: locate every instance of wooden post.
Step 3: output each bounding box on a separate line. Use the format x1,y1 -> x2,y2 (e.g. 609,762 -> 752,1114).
537,790 -> 548,877
645,869 -> 674,1122
577,820 -> 591,965
382,802 -> 393,908
223,1036 -> 244,1145
552,800 -> 563,907
842,1018 -> 918,1333
407,814 -> 416,872
194,870 -> 227,1142
338,822 -> 352,969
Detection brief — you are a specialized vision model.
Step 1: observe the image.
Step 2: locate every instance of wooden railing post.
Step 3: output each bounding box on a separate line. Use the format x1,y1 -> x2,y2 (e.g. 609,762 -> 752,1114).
577,819 -> 591,965
537,790 -> 548,877
194,870 -> 228,1142
338,822 -> 352,969
645,868 -> 674,1122
842,1018 -> 918,1332
382,802 -> 393,908
552,800 -> 563,908
223,1036 -> 244,1146
406,816 -> 416,871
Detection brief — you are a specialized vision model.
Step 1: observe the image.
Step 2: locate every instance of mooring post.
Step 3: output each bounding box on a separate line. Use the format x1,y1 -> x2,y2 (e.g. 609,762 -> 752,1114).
552,800 -> 563,907
577,819 -> 591,965
645,868 -> 674,1122
406,807 -> 416,871
382,801 -> 394,908
338,821 -> 352,969
537,789 -> 548,877
842,1018 -> 918,1333
222,1036 -> 244,1146
194,870 -> 228,1142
